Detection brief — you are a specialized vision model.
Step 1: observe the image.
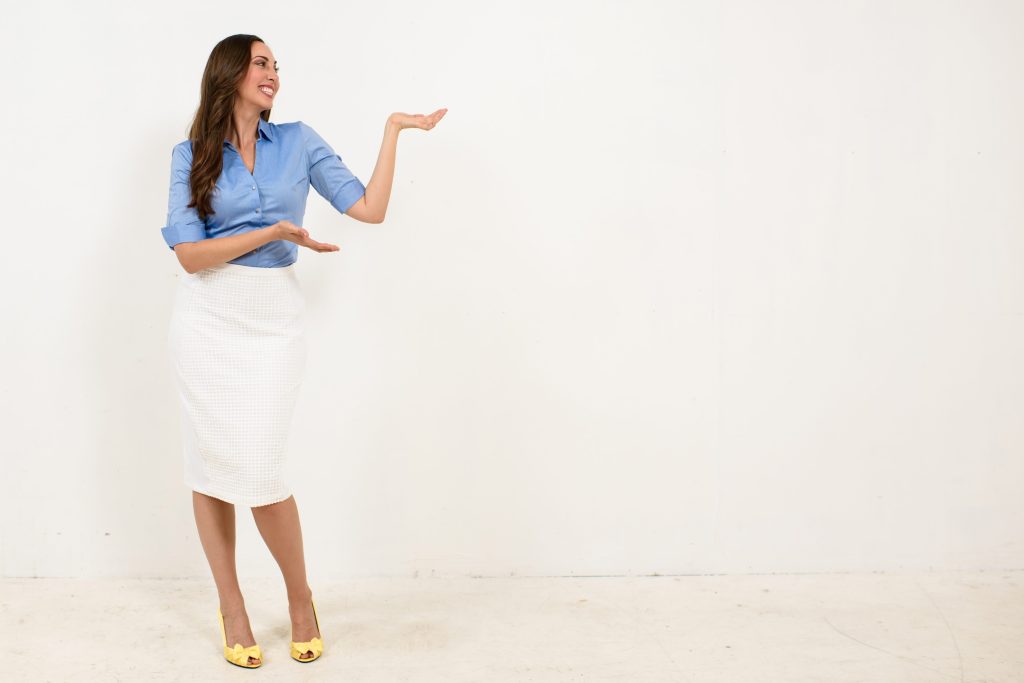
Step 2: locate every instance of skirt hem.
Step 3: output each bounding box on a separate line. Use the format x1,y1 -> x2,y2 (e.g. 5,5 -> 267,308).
187,482 -> 293,508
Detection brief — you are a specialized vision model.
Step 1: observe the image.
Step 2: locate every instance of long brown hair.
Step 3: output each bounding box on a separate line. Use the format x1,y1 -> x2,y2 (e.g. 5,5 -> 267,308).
186,34 -> 271,221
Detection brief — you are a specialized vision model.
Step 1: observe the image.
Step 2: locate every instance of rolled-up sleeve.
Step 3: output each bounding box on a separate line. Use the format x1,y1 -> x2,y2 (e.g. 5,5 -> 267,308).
160,143 -> 207,250
298,120 -> 366,215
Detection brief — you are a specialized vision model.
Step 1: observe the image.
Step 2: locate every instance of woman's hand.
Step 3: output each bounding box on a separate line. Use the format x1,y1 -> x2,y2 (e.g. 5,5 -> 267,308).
272,220 -> 339,252
389,108 -> 448,131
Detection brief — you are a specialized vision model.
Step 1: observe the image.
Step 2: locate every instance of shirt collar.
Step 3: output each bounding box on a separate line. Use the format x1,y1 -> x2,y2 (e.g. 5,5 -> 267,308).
223,117 -> 274,147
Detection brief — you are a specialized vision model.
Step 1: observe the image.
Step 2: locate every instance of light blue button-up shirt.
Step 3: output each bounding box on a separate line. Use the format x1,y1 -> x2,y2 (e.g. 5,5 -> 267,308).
160,117 -> 366,267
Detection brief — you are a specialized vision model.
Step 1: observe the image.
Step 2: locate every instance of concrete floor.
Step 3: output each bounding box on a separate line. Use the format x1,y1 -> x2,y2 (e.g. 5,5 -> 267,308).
1,570 -> 1021,682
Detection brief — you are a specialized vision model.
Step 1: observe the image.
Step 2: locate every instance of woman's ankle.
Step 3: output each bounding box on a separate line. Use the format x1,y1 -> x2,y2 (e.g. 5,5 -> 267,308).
286,585 -> 313,606
218,594 -> 247,614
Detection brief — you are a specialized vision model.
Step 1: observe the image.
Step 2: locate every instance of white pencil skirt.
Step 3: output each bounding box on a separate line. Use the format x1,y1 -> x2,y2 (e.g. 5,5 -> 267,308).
167,262 -> 307,507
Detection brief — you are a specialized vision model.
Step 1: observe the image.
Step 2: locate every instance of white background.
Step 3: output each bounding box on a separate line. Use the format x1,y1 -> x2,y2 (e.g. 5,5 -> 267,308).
1,0 -> 1021,579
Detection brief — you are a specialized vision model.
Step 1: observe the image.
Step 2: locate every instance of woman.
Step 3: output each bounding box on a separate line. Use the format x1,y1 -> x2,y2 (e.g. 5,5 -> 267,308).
162,34 -> 446,668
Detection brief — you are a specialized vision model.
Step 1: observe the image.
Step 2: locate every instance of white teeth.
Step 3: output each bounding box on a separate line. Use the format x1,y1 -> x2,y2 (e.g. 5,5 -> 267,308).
259,87 -> 273,96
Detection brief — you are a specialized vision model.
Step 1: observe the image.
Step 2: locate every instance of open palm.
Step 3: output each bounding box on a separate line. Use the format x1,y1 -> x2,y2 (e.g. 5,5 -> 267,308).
390,108 -> 448,131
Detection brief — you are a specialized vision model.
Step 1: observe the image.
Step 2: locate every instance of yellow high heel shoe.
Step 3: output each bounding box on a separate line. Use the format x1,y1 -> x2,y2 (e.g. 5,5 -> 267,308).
217,608 -> 263,669
290,597 -> 323,663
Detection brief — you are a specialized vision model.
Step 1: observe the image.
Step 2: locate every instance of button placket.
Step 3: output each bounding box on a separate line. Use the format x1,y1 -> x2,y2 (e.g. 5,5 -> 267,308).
253,180 -> 263,263
248,141 -> 261,227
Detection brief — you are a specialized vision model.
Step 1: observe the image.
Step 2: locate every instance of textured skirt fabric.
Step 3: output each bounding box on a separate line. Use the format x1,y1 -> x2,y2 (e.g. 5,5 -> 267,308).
167,262 -> 307,507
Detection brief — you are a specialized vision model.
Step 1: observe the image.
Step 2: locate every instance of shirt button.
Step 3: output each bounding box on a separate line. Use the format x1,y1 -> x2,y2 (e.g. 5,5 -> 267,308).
251,185 -> 256,190
256,208 -> 261,213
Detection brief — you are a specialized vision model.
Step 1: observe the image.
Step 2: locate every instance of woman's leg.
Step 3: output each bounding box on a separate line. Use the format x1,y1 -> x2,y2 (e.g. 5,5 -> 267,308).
192,491 -> 261,665
250,495 -> 321,659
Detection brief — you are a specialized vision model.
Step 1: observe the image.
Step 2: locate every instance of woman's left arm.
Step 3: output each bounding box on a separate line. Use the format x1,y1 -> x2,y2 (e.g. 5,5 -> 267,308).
345,108 -> 447,224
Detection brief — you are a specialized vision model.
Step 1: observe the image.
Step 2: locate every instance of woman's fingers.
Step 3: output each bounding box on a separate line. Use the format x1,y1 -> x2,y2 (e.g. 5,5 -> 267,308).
303,236 -> 339,252
424,109 -> 447,129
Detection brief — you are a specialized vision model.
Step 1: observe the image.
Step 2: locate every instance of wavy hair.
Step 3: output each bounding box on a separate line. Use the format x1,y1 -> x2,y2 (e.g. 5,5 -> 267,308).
185,34 -> 270,221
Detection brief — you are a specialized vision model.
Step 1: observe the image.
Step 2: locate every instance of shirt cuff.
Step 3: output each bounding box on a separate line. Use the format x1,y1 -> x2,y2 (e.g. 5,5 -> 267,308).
328,180 -> 367,215
161,221 -> 207,249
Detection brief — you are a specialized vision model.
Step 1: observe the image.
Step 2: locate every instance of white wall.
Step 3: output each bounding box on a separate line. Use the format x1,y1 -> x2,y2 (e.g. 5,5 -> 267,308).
2,0 -> 1021,579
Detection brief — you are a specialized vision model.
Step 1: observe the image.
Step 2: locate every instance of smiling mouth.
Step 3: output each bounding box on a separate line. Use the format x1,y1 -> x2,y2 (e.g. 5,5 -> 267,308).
259,86 -> 274,97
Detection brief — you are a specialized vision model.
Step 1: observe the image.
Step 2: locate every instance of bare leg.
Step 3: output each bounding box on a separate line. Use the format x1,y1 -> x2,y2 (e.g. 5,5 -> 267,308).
250,495 -> 321,659
192,491 -> 261,666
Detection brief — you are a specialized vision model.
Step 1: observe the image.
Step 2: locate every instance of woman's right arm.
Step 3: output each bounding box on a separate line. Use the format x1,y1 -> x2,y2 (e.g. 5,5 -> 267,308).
175,221 -> 340,273
174,225 -> 281,274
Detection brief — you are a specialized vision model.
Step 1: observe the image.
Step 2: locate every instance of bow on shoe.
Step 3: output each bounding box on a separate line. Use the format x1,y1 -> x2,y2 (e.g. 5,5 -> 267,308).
227,642 -> 262,664
291,636 -> 323,658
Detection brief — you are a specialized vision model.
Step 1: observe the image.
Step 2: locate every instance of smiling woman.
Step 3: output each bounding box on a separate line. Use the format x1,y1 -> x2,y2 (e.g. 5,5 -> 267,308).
159,31 -> 446,671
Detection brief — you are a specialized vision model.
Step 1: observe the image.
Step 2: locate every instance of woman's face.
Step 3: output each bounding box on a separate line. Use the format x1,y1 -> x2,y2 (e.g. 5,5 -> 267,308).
238,41 -> 279,111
